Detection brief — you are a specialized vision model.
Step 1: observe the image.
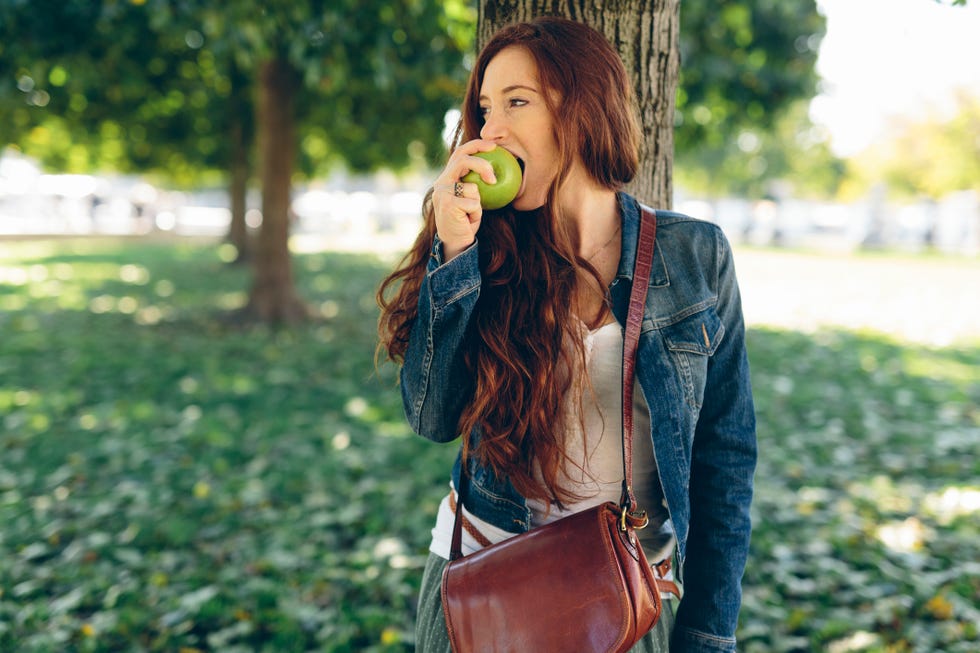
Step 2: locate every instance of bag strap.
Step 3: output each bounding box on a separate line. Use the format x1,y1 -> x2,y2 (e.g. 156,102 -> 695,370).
621,206 -> 657,515
449,205 -> 658,560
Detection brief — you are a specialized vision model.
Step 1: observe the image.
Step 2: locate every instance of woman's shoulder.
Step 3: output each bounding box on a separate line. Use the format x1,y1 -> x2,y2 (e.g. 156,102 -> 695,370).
641,205 -> 723,232
637,204 -> 732,257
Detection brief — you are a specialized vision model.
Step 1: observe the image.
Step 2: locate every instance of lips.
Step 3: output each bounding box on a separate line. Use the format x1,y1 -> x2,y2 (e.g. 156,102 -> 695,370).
514,155 -> 527,198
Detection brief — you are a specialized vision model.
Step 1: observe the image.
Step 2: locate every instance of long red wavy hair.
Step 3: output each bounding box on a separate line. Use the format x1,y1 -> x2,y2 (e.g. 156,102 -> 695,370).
377,17 -> 641,504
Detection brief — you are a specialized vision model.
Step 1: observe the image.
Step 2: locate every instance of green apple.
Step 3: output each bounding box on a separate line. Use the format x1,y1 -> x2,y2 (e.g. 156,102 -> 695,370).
462,147 -> 523,210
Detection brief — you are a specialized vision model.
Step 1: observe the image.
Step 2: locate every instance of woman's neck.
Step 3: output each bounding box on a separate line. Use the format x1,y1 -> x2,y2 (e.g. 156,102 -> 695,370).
556,168 -> 622,329
557,169 -> 620,259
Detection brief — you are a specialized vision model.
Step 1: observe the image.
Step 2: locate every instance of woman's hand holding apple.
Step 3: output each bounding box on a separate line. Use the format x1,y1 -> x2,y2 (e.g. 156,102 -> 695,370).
432,139 -> 498,262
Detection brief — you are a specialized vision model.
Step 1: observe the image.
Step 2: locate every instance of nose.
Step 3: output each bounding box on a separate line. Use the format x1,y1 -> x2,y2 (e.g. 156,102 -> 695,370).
479,110 -> 506,142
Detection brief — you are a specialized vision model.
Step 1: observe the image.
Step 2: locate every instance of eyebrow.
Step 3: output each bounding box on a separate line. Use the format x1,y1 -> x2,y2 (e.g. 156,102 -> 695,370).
479,84 -> 539,101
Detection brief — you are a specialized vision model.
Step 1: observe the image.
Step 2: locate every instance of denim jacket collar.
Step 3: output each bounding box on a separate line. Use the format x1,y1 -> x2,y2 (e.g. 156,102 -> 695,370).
615,191 -> 641,281
614,192 -> 670,287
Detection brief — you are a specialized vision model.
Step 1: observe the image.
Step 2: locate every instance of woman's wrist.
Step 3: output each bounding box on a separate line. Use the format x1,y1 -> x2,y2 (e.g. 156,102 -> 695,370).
441,238 -> 475,264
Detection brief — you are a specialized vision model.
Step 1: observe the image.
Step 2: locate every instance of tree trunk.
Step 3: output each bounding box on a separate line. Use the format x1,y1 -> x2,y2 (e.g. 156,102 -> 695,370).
226,59 -> 252,264
478,0 -> 680,208
246,58 -> 309,324
227,114 -> 250,263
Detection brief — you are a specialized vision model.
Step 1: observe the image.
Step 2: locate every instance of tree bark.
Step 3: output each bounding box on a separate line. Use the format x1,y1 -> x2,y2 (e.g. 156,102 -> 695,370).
226,59 -> 252,264
246,58 -> 309,324
227,113 -> 250,263
477,0 -> 680,208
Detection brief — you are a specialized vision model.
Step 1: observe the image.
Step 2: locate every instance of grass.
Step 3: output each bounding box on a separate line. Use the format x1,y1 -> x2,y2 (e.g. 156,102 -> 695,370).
0,238 -> 977,652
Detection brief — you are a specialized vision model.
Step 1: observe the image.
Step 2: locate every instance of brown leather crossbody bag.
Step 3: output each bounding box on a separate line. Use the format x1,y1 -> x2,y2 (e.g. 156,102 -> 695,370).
441,208 -> 676,653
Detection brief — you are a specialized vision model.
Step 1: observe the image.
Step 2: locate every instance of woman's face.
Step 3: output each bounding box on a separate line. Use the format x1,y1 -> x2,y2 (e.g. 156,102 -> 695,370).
478,46 -> 560,212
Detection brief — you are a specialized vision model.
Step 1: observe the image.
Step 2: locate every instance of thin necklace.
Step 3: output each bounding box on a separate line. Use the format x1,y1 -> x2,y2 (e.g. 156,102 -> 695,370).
585,225 -> 621,261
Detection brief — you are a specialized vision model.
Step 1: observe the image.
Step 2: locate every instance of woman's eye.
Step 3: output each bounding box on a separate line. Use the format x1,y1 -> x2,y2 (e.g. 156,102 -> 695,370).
478,98 -> 525,119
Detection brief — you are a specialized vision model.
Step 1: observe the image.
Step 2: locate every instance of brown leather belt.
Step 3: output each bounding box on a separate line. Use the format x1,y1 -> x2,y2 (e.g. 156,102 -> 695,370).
448,490 -> 493,548
652,558 -> 681,599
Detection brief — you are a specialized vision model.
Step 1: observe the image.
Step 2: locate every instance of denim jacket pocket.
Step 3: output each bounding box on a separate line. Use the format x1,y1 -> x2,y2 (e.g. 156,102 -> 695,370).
661,309 -> 725,411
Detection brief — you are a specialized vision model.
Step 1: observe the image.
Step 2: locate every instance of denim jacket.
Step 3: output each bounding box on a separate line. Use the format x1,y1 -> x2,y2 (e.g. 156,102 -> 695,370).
400,192 -> 757,652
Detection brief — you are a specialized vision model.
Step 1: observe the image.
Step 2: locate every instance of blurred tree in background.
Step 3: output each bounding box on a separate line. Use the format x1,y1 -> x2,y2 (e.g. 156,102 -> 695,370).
674,0 -> 838,198
0,1 -> 256,251
177,0 -> 473,322
0,0 -> 474,322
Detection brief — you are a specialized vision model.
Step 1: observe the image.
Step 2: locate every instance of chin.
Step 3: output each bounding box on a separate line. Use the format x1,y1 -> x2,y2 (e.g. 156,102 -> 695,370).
511,194 -> 545,212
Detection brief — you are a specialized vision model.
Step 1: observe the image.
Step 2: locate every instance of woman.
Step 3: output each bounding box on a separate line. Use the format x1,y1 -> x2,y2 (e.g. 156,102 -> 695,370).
377,17 -> 756,653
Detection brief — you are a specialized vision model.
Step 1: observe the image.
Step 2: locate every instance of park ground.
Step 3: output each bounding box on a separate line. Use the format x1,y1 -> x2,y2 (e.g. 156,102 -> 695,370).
0,236 -> 977,652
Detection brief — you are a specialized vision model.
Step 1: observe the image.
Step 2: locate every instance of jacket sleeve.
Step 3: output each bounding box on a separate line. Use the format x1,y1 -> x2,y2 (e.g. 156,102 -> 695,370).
672,229 -> 757,653
399,238 -> 481,443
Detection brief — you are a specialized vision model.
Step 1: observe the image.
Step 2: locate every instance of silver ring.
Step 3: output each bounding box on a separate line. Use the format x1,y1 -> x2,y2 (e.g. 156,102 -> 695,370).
453,182 -> 463,197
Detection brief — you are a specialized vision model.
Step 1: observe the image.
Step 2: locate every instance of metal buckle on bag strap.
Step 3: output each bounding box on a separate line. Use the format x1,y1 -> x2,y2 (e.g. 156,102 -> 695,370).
619,504 -> 650,532
618,486 -> 650,532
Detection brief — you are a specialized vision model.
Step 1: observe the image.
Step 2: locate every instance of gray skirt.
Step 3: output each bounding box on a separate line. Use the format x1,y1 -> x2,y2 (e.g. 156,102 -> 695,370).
416,552 -> 676,652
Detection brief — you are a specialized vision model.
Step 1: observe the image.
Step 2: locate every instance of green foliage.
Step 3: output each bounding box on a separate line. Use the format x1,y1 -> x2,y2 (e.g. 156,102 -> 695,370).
186,0 -> 474,173
1,239 -> 977,651
848,90 -> 980,200
0,0 -> 473,181
293,0 -> 476,172
0,0 -> 246,186
676,0 -> 834,198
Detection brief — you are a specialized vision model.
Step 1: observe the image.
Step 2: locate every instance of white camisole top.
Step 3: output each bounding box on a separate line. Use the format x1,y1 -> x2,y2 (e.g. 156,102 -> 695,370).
429,321 -> 676,565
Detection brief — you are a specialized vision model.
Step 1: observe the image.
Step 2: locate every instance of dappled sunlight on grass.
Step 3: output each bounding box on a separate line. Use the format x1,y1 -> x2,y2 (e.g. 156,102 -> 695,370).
903,350 -> 978,385
876,518 -> 928,554
744,325 -> 979,651
0,241 -> 208,326
923,486 -> 980,523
